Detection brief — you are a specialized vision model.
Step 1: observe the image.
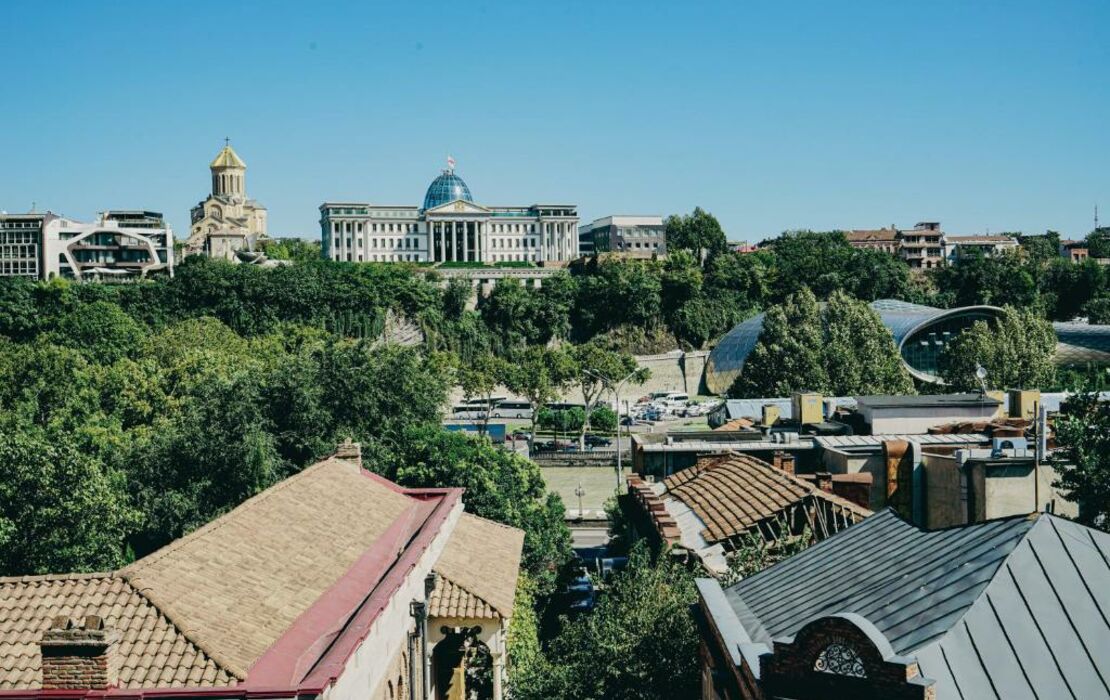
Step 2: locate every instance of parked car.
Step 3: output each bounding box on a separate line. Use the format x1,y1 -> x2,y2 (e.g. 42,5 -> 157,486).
566,573 -> 596,613
585,434 -> 613,447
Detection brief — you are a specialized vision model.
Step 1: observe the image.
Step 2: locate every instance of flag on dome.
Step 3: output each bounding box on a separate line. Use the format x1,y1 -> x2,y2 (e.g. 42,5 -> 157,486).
447,155 -> 456,170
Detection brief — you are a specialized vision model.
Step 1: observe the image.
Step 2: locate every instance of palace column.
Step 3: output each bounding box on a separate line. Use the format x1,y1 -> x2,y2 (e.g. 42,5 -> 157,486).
453,221 -> 460,262
463,221 -> 470,262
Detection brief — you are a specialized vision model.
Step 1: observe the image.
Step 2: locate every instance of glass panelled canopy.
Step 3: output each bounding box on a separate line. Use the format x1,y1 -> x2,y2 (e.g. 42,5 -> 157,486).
704,299 -> 1012,394
423,171 -> 473,210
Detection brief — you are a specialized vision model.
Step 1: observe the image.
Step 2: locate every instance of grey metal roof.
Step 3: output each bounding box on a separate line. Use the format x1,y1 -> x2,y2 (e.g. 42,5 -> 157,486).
856,393 -> 1002,409
722,509 -> 1110,699
814,433 -> 988,449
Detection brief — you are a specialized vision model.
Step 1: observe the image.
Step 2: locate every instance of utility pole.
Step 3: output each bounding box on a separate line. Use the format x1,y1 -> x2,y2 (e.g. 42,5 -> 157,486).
583,367 -> 644,492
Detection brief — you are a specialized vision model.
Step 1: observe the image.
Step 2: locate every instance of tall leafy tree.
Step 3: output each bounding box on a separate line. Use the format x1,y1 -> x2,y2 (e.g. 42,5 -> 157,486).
1053,376 -> 1110,528
503,346 -> 577,443
822,291 -> 914,395
457,351 -> 509,436
513,542 -> 699,700
0,429 -> 139,575
938,306 -> 1057,391
569,341 -> 647,447
729,288 -> 827,398
664,207 -> 728,262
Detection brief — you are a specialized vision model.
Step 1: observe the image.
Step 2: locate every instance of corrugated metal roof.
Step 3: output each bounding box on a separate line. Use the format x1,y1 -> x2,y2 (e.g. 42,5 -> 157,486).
722,509 -> 1110,699
642,440 -> 817,453
815,433 -> 988,448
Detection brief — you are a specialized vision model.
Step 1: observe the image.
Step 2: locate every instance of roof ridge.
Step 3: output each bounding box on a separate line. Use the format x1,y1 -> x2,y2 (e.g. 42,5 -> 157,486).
121,456 -> 358,576
0,571 -> 113,584
434,571 -> 505,617
120,575 -> 248,681
458,510 -> 525,534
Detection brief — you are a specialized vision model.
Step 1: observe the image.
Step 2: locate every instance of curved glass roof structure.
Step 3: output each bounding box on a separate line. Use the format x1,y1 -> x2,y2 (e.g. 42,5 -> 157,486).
705,299 -> 1005,394
1053,322 -> 1110,366
422,170 -> 473,210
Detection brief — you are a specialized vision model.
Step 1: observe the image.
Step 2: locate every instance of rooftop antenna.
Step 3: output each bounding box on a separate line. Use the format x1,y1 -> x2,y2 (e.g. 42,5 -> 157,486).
225,136 -> 230,148
1096,204 -> 1100,232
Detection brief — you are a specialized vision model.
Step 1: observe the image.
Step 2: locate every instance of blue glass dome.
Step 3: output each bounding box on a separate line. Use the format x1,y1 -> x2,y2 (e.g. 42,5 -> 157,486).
423,170 -> 473,210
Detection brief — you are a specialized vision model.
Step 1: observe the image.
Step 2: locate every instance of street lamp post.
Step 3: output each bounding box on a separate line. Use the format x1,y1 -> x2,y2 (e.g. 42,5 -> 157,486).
584,367 -> 643,493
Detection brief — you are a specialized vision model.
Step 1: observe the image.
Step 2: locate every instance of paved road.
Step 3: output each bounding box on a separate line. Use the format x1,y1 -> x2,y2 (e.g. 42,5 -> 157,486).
569,525 -> 611,551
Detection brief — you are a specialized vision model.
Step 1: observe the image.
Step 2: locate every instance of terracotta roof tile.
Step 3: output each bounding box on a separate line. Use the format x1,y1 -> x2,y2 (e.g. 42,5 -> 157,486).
662,453 -> 869,543
429,514 -> 524,620
0,574 -> 235,690
119,457 -> 416,676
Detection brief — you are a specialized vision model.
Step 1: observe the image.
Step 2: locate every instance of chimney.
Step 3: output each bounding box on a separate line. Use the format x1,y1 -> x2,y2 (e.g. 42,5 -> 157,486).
772,451 -> 783,471
815,472 -> 833,493
781,453 -> 796,476
40,615 -> 119,690
335,438 -> 362,467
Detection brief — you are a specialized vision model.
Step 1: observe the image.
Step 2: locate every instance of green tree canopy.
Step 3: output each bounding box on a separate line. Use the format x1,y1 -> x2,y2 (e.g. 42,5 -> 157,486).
511,542 -> 699,700
383,426 -> 573,596
821,291 -> 914,396
664,207 -> 728,261
729,288 -> 912,398
728,288 -> 828,398
1053,375 -> 1110,528
938,306 -> 1057,391
0,429 -> 139,575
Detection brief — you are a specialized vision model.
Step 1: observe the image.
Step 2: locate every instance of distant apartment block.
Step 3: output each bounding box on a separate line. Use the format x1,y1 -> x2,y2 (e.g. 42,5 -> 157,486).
845,226 -> 898,254
0,210 -> 173,281
847,222 -> 943,267
1060,239 -> 1091,262
943,234 -> 1018,263
0,213 -> 45,277
578,215 -> 666,258
895,221 -> 945,268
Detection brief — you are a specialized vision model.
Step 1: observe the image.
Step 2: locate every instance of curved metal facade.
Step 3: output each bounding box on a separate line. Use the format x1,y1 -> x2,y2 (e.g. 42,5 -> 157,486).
1053,322 -> 1110,366
705,299 -> 1007,394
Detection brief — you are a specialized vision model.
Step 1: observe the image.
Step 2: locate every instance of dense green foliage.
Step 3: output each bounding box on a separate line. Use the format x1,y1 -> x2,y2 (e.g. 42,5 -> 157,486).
938,307 -> 1057,391
0,277 -> 571,585
511,543 -> 700,700
1053,374 -> 1110,528
729,289 -> 914,398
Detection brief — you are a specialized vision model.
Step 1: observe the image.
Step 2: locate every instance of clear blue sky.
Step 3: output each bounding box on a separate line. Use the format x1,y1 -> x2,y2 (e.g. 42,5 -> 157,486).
2,0 -> 1107,242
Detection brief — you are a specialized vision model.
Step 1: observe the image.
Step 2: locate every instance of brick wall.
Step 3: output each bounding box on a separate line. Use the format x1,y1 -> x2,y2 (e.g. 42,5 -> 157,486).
40,615 -> 118,690
761,615 -> 934,700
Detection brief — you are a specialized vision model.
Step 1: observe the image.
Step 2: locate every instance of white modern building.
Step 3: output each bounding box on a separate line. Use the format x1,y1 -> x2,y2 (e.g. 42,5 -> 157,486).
0,210 -> 173,280
578,215 -> 666,257
320,160 -> 578,265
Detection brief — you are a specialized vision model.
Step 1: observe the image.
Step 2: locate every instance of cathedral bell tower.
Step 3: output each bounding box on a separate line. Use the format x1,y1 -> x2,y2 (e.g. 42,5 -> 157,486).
210,139 -> 247,200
